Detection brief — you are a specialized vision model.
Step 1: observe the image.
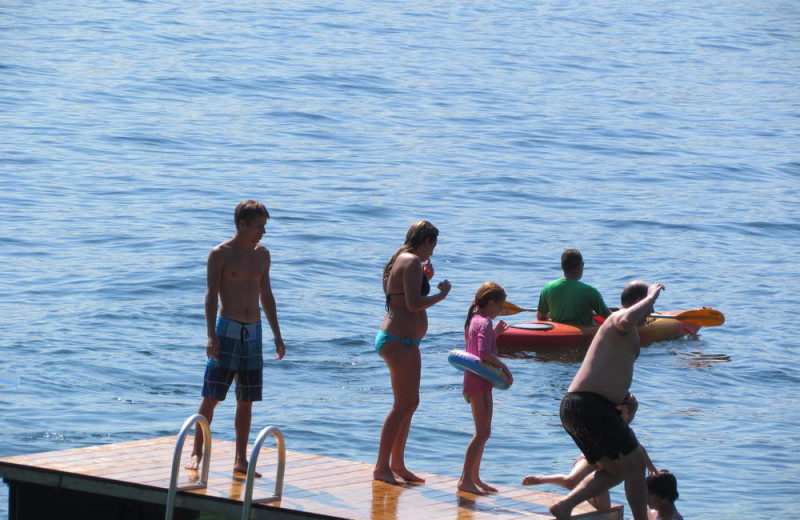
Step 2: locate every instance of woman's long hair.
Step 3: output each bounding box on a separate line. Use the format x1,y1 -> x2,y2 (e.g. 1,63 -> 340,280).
382,220 -> 439,292
464,282 -> 506,332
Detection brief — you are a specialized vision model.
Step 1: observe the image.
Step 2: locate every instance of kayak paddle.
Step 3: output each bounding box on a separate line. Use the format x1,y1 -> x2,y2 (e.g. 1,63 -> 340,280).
649,308 -> 725,327
501,301 -> 537,316
504,301 -> 724,327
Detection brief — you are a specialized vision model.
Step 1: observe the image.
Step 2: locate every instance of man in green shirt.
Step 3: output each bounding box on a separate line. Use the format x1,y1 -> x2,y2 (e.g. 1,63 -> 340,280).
537,249 -> 611,326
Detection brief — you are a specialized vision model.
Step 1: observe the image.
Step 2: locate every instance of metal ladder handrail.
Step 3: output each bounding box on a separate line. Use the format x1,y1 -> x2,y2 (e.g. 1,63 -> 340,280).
240,426 -> 286,520
165,414 -> 211,520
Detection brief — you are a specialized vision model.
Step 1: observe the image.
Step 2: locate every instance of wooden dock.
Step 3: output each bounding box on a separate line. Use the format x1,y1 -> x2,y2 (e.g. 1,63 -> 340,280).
0,436 -> 622,520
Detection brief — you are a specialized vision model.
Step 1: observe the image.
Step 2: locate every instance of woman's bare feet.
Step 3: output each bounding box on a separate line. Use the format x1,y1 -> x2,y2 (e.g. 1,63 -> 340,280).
457,479 -> 487,495
476,480 -> 498,493
373,467 -> 401,485
392,467 -> 425,484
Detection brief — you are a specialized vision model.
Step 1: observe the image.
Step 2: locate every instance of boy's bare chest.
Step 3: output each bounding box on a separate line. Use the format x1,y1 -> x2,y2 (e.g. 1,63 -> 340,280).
224,254 -> 263,281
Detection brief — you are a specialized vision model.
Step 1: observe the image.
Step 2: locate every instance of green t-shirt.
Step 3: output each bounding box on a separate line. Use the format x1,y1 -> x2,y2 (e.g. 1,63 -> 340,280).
537,278 -> 610,326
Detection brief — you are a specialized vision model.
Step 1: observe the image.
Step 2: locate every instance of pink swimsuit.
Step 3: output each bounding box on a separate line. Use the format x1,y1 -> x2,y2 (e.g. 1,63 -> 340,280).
463,314 -> 497,394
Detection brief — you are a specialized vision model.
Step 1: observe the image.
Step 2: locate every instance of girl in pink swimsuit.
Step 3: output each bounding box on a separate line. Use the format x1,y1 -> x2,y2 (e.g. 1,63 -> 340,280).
458,282 -> 513,495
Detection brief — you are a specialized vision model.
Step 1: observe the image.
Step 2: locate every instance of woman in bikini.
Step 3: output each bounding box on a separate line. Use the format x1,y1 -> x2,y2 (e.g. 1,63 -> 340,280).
373,220 -> 451,485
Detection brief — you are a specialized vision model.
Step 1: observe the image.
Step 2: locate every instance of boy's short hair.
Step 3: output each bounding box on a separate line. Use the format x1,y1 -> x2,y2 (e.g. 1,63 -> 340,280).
620,280 -> 649,307
234,200 -> 269,228
647,470 -> 679,502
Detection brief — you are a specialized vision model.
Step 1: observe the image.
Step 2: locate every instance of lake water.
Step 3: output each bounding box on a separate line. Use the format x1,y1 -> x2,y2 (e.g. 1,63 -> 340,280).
1,1 -> 799,518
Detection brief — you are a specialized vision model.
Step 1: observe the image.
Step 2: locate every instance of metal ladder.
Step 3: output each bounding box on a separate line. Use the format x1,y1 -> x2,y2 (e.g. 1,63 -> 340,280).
240,425 -> 286,520
164,414 -> 211,520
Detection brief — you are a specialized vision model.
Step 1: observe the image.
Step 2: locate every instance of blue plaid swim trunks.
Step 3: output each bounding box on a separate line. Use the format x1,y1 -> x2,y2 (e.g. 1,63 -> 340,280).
202,316 -> 263,402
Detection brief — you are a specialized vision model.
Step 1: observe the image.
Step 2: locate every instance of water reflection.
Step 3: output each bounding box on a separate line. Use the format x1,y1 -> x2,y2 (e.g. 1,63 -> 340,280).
500,346 -> 586,363
676,350 -> 732,369
456,494 -> 479,520
370,480 -> 405,520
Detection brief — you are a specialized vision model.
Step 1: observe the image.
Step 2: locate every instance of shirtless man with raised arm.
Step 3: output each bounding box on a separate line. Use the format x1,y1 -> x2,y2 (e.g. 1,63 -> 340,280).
549,280 -> 664,520
186,200 -> 286,476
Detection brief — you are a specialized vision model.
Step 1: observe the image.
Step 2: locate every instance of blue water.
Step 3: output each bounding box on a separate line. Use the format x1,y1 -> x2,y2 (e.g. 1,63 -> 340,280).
2,1 -> 799,518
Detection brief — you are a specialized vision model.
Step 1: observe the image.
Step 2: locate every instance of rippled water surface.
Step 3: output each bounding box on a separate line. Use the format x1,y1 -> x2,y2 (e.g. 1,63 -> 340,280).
1,1 -> 799,518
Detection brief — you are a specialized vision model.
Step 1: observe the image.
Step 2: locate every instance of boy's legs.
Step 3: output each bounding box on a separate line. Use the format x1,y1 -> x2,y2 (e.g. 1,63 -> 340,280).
564,459 -> 595,489
233,363 -> 263,476
522,473 -> 571,488
186,396 -> 219,470
522,457 -> 594,488
549,464 -> 621,520
234,400 -> 261,476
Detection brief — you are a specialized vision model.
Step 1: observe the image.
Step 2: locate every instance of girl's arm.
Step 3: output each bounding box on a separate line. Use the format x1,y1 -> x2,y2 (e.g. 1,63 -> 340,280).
478,350 -> 508,371
477,322 -> 512,383
479,350 -> 513,385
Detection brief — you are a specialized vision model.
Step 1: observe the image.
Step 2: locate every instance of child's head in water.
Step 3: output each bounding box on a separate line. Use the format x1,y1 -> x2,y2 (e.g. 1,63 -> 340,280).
647,470 -> 680,510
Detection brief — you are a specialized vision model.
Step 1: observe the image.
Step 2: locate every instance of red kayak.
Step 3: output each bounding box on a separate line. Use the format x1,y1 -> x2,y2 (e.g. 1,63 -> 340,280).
496,308 -> 722,350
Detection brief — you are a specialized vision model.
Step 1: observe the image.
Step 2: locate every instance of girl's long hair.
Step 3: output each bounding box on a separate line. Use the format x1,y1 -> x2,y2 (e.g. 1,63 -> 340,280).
382,220 -> 439,292
464,281 -> 506,332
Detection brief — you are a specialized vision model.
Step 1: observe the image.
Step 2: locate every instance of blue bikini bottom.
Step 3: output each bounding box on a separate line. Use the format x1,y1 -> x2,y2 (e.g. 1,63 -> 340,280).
374,330 -> 422,356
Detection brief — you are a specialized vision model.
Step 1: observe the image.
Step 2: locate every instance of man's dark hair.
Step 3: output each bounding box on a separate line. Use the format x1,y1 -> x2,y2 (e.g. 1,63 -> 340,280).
561,249 -> 583,274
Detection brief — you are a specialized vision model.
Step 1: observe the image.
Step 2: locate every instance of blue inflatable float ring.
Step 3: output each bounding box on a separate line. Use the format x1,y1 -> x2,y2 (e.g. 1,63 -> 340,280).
448,349 -> 510,390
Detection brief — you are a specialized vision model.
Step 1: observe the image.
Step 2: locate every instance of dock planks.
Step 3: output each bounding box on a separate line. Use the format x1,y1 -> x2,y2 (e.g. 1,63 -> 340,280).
0,436 -> 622,520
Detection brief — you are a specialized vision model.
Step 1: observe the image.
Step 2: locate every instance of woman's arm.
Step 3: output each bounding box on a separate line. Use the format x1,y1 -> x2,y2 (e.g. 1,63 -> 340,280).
399,254 -> 450,311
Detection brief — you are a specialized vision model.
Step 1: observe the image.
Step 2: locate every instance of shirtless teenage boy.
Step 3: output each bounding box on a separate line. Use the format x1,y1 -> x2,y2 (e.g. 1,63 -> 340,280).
549,280 -> 664,520
186,200 -> 286,475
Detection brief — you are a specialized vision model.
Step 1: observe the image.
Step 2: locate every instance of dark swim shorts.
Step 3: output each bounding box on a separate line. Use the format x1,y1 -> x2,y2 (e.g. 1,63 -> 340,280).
202,317 -> 263,402
560,391 -> 639,464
